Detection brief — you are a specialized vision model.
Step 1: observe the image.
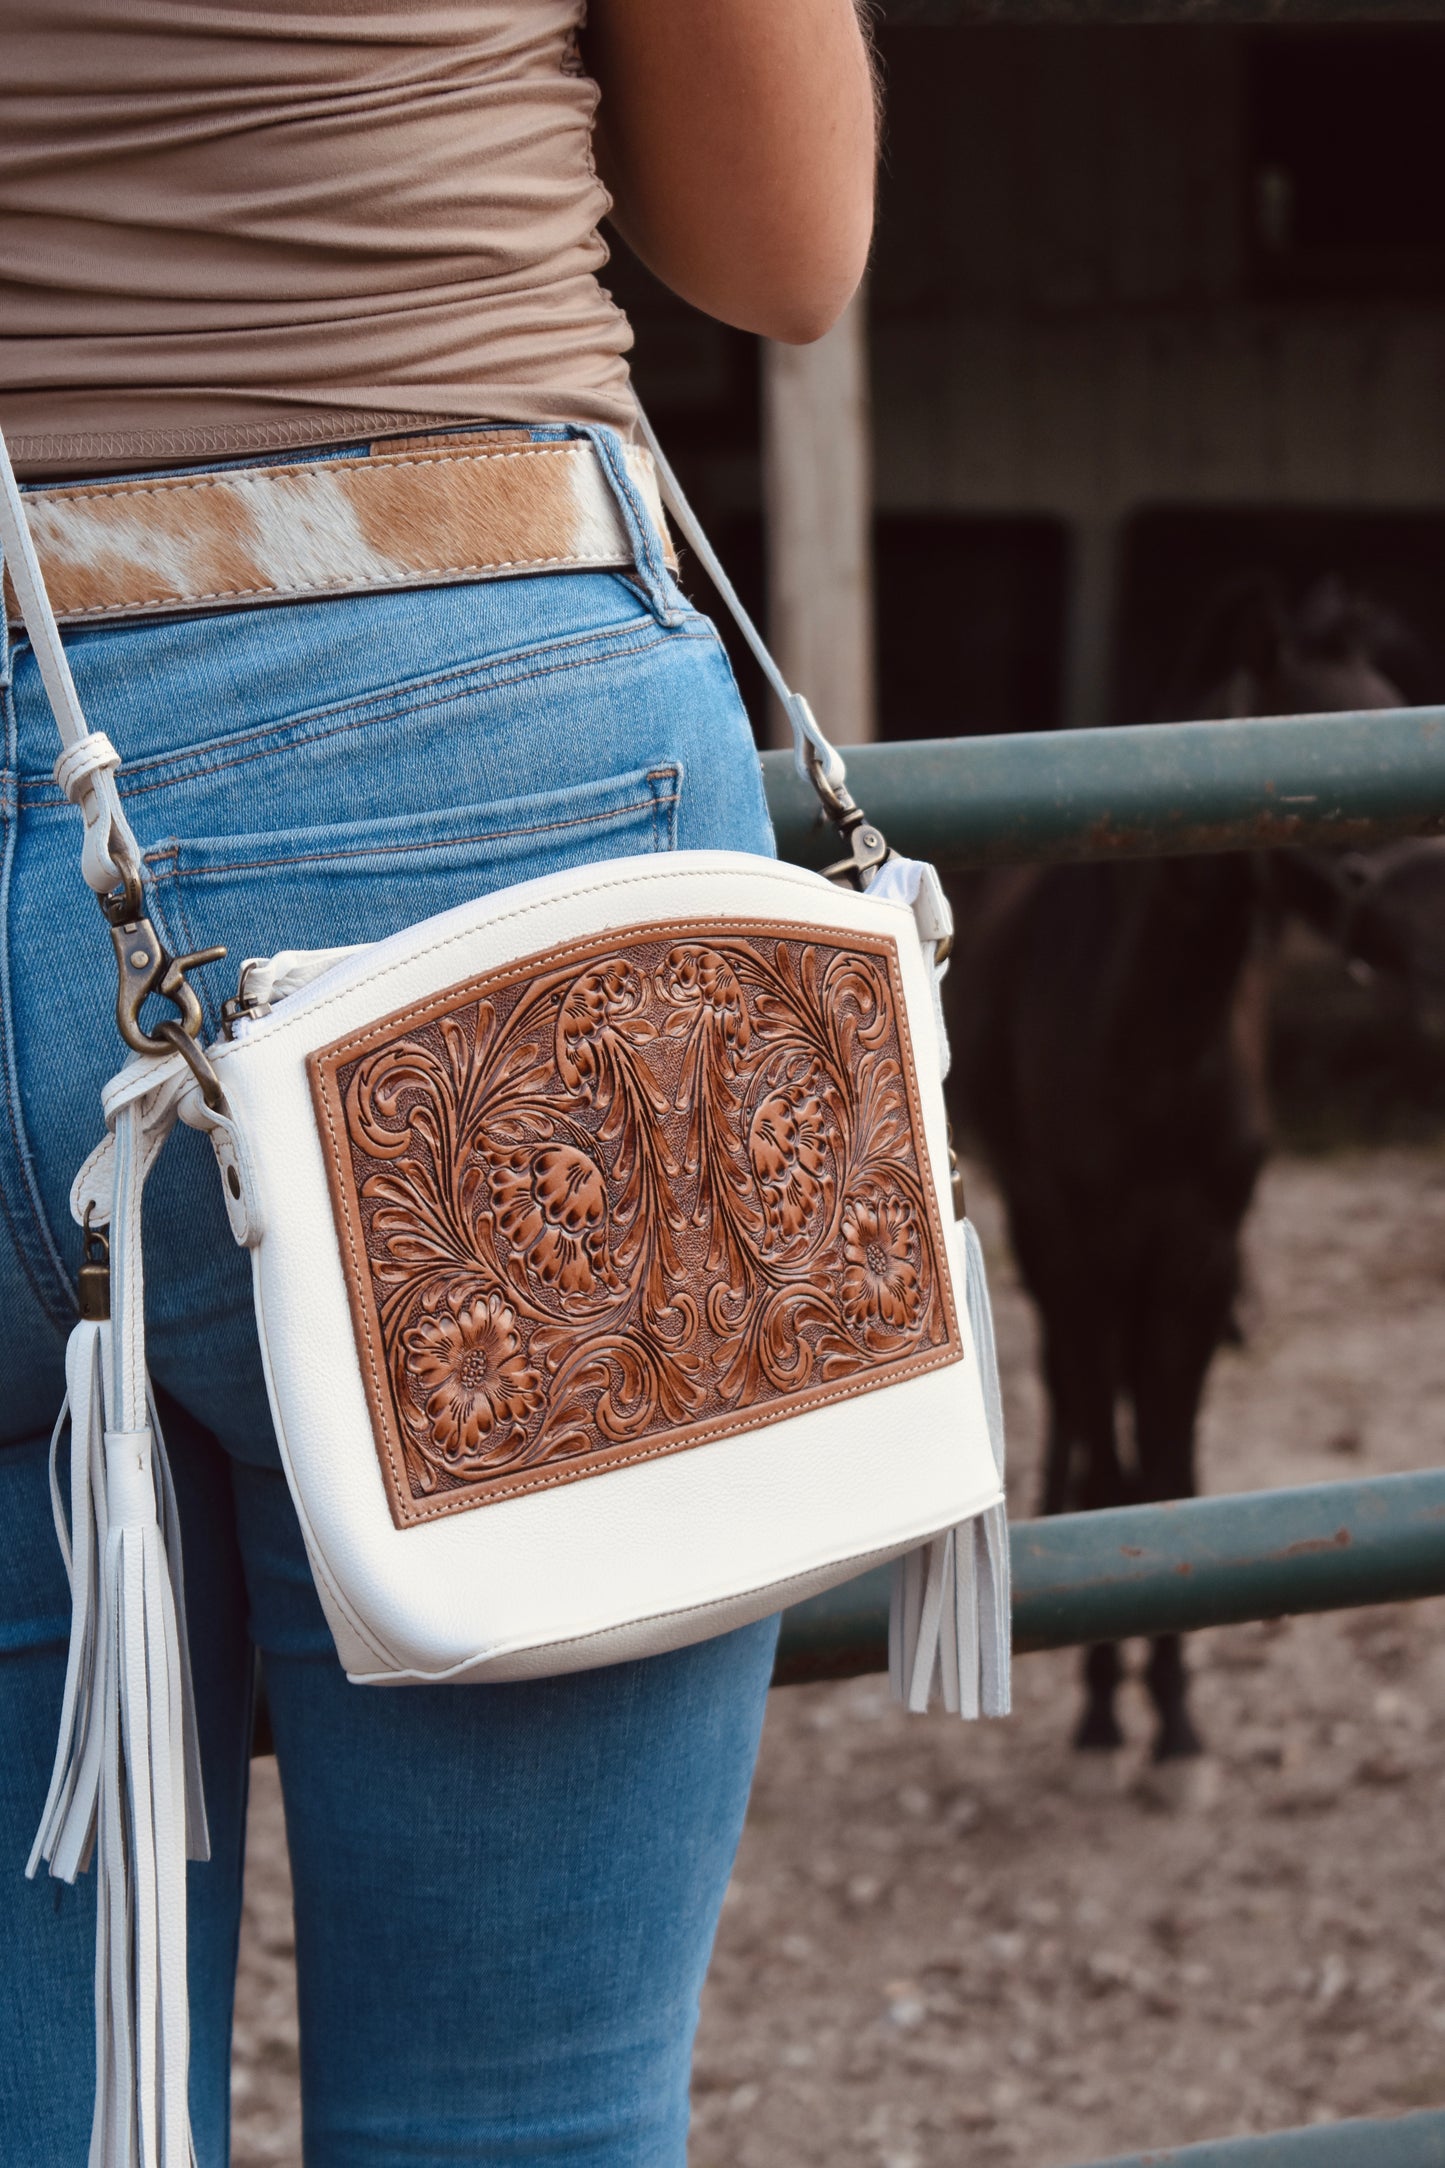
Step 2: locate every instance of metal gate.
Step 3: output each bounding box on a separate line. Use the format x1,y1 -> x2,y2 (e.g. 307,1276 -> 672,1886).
761,699 -> 1445,2168
750,3 -> 1445,2157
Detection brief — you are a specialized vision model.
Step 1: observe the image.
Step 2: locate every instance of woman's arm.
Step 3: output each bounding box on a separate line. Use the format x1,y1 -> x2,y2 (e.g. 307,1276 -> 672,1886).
582,0 -> 878,345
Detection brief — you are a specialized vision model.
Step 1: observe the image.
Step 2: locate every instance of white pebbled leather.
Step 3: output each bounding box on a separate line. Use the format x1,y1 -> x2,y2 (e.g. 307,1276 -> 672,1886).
209,852 -> 1004,1683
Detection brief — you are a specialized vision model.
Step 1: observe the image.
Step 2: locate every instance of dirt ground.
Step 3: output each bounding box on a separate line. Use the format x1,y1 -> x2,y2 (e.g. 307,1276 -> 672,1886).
232,1147 -> 1445,2167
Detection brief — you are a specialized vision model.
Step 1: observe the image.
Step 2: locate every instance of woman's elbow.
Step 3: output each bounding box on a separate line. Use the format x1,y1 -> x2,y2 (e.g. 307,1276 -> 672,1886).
611,233 -> 871,345
600,144 -> 875,343
758,287 -> 862,345
713,226 -> 873,345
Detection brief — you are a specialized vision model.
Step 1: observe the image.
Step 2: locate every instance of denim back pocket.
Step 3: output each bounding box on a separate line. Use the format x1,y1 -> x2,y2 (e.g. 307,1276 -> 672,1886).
142,763 -> 682,1039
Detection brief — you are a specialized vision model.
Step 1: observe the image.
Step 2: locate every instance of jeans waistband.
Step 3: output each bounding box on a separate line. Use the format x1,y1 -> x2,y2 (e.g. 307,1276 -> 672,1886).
1,425 -> 678,634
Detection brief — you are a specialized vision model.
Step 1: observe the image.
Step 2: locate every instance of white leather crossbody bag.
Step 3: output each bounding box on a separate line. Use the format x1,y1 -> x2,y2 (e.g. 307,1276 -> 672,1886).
2,420 -> 1009,2168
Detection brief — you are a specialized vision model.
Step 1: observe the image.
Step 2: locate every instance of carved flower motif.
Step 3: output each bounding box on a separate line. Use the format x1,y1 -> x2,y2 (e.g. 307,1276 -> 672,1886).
839,1192 -> 922,1331
557,960 -> 648,1088
492,1144 -> 609,1296
404,1291 -> 542,1458
749,1088 -> 832,1245
659,946 -> 750,1050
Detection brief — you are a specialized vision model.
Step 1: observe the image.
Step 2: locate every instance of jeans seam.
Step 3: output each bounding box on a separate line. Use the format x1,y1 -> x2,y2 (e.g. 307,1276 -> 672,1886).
18,609 -> 656,799
144,778 -> 683,1040
646,766 -> 681,851
145,792 -> 682,881
147,870 -> 216,1041
16,623 -> 712,808
0,690 -> 77,1329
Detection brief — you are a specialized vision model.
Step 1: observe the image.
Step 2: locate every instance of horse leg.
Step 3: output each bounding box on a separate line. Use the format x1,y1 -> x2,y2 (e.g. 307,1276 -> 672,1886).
1040,1406 -> 1075,1519
1078,1642 -> 1126,1753
1143,1635 -> 1198,1762
1128,1279 -> 1229,1763
1037,1307 -> 1129,1751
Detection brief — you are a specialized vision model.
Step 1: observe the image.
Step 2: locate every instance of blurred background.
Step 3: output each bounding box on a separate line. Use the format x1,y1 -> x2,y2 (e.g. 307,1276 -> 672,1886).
620,14 -> 1445,1149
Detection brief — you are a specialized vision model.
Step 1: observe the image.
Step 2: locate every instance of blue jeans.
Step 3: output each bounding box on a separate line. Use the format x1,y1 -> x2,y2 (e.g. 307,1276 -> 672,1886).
0,432 -> 781,2165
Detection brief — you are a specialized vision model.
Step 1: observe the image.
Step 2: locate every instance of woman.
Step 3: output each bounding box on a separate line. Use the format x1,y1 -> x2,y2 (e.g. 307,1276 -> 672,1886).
0,4 -> 877,2162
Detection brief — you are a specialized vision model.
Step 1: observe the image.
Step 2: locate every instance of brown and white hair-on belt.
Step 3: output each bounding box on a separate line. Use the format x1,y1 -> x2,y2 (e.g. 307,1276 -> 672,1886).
2,435 -> 678,627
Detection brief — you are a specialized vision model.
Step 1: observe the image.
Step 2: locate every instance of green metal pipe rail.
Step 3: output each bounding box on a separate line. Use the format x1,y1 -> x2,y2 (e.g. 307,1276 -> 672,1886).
763,0 -> 1445,2128
762,706 -> 1445,872
774,1471 -> 1445,1682
776,686 -> 1445,2153
1072,2107 -> 1445,2166
760,700 -> 1445,2159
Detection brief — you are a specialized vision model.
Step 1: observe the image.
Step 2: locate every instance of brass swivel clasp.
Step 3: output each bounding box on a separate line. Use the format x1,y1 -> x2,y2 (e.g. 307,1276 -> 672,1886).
820,808 -> 890,889
100,858 -> 228,1109
77,1205 -> 111,1322
797,716 -> 892,890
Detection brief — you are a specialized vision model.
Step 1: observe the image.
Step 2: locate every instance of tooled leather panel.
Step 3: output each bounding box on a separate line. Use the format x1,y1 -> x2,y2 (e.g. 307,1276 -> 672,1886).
308,918 -> 962,1529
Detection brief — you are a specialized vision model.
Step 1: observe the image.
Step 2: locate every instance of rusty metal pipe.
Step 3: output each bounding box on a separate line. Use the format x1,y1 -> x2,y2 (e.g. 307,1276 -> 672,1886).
1066,2107 -> 1445,2167
774,1471 -> 1445,1684
763,707 -> 1445,872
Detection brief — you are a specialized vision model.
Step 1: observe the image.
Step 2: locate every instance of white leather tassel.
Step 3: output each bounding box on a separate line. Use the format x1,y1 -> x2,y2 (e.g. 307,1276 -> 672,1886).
888,1218 -> 1012,1720
28,1319 -> 111,1884
962,1215 -> 1011,1718
30,1083 -> 209,2168
94,1427 -> 195,2168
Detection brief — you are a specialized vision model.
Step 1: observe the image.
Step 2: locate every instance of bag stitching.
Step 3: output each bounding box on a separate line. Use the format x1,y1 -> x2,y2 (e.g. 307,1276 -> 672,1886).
366,1522 -> 1002,1677
385,1345 -> 962,1524
311,1080 -> 960,1529
231,874 -> 897,1049
303,906 -> 959,1526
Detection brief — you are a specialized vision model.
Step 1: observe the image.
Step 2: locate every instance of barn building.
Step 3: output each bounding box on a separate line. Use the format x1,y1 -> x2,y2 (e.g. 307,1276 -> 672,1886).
613,15 -> 1445,747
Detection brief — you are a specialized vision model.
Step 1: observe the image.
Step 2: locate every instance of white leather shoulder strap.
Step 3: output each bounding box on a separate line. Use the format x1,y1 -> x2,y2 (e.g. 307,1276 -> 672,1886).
0,429 -> 143,897
632,409 -> 851,805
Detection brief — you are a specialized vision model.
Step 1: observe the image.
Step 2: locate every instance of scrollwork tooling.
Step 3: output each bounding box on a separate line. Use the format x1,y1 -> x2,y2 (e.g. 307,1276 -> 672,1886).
310,920 -> 959,1525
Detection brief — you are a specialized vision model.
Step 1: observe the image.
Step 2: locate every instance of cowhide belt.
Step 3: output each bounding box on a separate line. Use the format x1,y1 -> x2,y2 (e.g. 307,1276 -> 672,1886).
3,433 -> 677,627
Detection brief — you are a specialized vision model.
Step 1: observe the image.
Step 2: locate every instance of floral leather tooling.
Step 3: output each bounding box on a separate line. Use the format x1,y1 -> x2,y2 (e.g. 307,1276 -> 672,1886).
309,919 -> 962,1527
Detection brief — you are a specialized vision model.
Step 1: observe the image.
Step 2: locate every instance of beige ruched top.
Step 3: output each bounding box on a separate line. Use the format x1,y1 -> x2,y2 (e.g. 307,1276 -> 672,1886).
1,0 -> 636,476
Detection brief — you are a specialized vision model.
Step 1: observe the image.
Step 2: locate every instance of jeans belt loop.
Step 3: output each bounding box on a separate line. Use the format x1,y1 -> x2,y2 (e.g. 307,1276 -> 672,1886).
582,424 -> 682,629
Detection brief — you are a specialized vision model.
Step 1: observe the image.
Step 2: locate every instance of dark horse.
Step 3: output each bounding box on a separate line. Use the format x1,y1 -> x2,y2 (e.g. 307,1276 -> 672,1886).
956,580 -> 1442,1762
